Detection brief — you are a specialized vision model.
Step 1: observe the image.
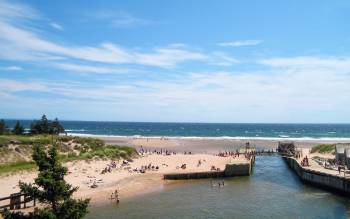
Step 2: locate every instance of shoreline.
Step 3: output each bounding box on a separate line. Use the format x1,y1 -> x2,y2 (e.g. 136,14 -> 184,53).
90,135 -> 350,154
67,133 -> 350,142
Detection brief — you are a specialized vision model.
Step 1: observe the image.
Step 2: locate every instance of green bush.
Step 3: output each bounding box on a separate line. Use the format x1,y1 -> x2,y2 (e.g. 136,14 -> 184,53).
310,144 -> 335,154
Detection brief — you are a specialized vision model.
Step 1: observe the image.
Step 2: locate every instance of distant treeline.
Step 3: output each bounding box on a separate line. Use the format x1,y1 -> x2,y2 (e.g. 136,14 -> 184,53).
0,115 -> 65,135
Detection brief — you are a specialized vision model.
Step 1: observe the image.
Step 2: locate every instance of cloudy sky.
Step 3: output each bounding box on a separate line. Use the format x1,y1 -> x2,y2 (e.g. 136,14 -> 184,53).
0,0 -> 350,123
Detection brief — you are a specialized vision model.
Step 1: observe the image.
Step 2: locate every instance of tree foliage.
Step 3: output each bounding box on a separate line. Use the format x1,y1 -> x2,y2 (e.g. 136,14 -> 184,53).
1,145 -> 90,219
0,119 -> 7,135
30,115 -> 65,135
13,121 -> 24,135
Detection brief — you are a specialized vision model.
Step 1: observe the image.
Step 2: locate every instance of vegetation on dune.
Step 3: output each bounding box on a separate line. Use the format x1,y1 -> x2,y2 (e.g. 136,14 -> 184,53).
310,144 -> 335,154
0,115 -> 137,175
0,135 -> 137,175
1,144 -> 90,219
0,161 -> 36,175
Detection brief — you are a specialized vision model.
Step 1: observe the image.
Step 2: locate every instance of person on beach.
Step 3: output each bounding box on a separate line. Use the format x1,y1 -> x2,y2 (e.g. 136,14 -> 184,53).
114,189 -> 120,204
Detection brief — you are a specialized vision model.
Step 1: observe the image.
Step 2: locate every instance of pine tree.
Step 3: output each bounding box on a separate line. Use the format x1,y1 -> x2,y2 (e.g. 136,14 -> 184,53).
13,121 -> 24,135
39,115 -> 49,134
1,145 -> 90,219
50,118 -> 65,135
0,119 -> 6,135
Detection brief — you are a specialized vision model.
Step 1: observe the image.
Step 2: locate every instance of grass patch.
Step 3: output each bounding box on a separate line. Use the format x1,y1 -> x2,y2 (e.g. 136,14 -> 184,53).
310,144 -> 335,154
0,134 -> 137,174
0,161 -> 36,175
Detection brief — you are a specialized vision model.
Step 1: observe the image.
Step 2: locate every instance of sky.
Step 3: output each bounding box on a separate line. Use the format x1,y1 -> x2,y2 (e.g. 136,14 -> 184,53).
0,0 -> 350,123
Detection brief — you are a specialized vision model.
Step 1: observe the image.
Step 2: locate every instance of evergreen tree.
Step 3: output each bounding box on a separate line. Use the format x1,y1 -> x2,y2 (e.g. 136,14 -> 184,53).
1,145 -> 90,219
39,115 -> 49,134
30,115 -> 64,135
13,121 -> 24,135
50,118 -> 65,135
0,119 -> 6,135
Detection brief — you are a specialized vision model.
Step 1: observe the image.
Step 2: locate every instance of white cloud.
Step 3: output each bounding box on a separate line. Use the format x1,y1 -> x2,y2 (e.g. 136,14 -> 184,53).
135,47 -> 207,68
2,60 -> 350,122
209,52 -> 239,66
87,10 -> 152,28
0,20 -> 206,68
0,1 -> 240,73
50,22 -> 63,31
1,65 -> 22,71
0,0 -> 40,21
218,40 -> 262,47
0,79 -> 46,92
259,56 -> 350,71
55,63 -> 129,74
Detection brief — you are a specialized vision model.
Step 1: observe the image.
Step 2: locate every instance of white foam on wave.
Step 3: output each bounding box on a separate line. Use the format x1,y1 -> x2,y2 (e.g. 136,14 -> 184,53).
65,133 -> 350,142
65,129 -> 85,132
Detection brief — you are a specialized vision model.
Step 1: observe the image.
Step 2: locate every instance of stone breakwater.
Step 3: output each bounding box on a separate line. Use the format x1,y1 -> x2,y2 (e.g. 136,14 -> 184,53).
283,156 -> 350,195
163,157 -> 254,180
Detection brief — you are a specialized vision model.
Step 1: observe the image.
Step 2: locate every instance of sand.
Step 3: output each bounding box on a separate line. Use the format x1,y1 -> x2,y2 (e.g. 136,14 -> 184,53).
100,136 -> 350,153
0,153 -> 239,207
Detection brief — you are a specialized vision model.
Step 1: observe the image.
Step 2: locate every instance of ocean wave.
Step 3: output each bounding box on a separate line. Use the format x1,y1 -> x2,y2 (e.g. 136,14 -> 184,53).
64,133 -> 350,141
64,129 -> 86,132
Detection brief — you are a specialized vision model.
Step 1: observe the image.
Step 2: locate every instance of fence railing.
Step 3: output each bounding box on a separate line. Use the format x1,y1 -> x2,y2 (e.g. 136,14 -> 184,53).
0,193 -> 36,210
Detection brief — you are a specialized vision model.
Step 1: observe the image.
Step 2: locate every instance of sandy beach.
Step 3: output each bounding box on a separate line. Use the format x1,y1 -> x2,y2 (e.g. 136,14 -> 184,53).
98,135 -> 350,152
0,153 -> 239,207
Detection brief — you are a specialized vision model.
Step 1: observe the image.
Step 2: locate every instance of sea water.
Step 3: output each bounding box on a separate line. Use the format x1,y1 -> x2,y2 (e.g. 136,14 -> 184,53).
5,120 -> 350,140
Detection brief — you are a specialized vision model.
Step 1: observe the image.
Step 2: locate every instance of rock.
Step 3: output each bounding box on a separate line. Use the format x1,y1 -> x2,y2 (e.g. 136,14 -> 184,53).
10,140 -> 20,144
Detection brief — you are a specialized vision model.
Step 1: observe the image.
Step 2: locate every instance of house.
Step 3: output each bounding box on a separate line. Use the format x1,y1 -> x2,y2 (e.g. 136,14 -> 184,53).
335,143 -> 350,168
278,141 -> 295,157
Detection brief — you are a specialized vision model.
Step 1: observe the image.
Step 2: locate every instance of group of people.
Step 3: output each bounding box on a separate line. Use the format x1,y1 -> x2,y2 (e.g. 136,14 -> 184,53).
139,146 -> 178,156
211,180 -> 225,187
101,161 -> 118,174
197,159 -> 207,167
110,189 -> 119,204
301,156 -> 309,166
133,163 -> 159,173
211,165 -> 221,171
218,150 -> 240,157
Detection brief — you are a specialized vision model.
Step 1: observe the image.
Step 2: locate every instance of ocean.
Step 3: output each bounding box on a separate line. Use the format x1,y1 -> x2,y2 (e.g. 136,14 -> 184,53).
4,120 -> 350,140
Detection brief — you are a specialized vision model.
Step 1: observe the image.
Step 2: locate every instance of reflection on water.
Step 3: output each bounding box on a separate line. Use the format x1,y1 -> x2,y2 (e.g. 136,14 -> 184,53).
87,156 -> 350,219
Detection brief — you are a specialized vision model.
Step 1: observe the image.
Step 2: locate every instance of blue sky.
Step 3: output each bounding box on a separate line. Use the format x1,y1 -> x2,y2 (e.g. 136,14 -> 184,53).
0,0 -> 350,123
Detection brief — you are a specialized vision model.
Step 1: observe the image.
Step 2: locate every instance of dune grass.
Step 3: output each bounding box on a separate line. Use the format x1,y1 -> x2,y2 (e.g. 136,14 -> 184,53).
0,161 -> 36,175
0,134 -> 137,175
310,144 -> 335,154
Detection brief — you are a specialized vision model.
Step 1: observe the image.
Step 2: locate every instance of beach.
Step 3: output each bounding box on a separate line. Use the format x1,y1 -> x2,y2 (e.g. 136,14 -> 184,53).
98,135 -> 349,153
0,152 -> 239,206
1,136 -> 348,210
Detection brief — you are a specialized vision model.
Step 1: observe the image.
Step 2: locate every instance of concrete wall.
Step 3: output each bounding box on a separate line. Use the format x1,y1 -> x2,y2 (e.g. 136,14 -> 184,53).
283,157 -> 350,195
164,171 -> 225,180
164,157 -> 254,180
224,162 -> 251,176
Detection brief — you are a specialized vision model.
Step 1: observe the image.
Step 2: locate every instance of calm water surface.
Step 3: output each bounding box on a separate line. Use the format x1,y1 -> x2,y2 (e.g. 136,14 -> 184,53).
87,156 -> 350,219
